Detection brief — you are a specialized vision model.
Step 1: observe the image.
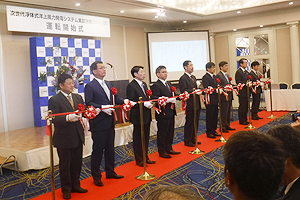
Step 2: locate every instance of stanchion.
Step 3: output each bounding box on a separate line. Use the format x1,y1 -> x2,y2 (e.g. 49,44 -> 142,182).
216,86 -> 227,143
267,81 -> 277,119
136,97 -> 155,180
46,110 -> 55,200
189,89 -> 205,155
245,80 -> 256,129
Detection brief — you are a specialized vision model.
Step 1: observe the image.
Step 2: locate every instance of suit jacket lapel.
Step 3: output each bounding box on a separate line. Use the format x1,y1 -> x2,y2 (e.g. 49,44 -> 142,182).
158,80 -> 171,94
59,92 -> 74,111
133,79 -> 148,99
93,78 -> 110,102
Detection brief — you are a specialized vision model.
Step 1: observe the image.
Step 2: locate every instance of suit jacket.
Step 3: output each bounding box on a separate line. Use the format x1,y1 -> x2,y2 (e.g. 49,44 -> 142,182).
216,71 -> 233,101
202,72 -> 218,105
48,92 -> 84,149
249,70 -> 262,94
126,79 -> 152,125
84,78 -> 123,132
235,68 -> 249,97
151,79 -> 176,119
280,178 -> 300,200
179,73 -> 200,110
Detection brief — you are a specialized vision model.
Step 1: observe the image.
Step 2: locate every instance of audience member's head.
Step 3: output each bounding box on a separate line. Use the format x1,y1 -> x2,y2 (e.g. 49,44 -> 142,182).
266,124 -> 300,185
144,185 -> 202,200
223,130 -> 286,200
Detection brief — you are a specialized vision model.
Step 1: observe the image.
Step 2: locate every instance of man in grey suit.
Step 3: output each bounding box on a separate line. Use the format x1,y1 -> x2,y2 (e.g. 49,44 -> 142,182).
216,61 -> 235,133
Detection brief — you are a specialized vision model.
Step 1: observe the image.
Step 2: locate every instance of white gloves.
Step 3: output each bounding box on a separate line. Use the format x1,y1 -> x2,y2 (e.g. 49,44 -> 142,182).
167,97 -> 176,104
101,105 -> 114,115
66,113 -> 80,122
196,80 -> 201,88
194,89 -> 202,95
144,101 -> 153,109
96,108 -> 101,115
124,99 -> 136,106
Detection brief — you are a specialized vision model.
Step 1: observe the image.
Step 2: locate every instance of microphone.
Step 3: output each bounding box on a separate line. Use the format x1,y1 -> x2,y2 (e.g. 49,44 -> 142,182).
106,62 -> 113,68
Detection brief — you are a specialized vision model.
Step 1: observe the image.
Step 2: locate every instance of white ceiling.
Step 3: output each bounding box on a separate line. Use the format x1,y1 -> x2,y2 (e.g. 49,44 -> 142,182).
2,0 -> 300,28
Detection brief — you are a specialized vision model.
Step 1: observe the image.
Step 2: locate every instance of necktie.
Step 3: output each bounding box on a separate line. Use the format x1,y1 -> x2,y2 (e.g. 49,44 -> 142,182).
165,82 -> 171,91
67,95 -> 74,109
141,82 -> 146,94
191,75 -> 195,83
225,74 -> 229,82
101,81 -> 110,100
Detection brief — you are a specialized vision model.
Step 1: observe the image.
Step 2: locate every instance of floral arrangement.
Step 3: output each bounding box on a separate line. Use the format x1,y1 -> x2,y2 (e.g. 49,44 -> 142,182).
38,46 -> 86,92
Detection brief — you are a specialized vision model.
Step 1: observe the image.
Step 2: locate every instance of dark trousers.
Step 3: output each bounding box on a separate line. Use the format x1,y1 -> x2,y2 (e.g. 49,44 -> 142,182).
91,127 -> 116,181
184,109 -> 200,144
133,123 -> 151,164
221,100 -> 232,129
156,116 -> 175,155
238,96 -> 248,123
57,141 -> 83,194
205,104 -> 218,134
251,93 -> 261,116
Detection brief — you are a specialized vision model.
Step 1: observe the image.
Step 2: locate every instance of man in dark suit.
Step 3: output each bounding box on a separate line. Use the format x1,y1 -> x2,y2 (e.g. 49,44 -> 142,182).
179,60 -> 201,147
249,61 -> 263,120
223,130 -> 286,200
84,61 -> 124,187
202,62 -> 220,138
235,58 -> 249,125
216,61 -> 235,132
267,125 -> 300,200
126,66 -> 156,167
151,65 -> 180,158
48,74 -> 88,199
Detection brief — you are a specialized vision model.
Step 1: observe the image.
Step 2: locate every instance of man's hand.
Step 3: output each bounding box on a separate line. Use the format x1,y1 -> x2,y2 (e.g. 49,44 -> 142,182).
96,108 -> 101,115
101,105 -> 115,115
167,97 -> 176,104
66,113 -> 80,122
144,101 -> 153,109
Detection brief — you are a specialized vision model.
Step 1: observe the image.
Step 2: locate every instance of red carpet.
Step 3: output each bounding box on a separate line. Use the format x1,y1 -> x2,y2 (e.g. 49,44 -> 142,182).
33,110 -> 288,200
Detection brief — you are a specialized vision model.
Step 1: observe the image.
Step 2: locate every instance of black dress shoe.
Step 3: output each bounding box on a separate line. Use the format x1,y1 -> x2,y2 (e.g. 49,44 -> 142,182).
63,192 -> 71,199
219,129 -> 228,133
252,116 -> 259,120
146,159 -> 156,164
207,134 -> 216,138
94,179 -> 104,187
257,116 -> 263,119
184,142 -> 195,147
215,132 -> 222,136
168,150 -> 181,155
239,122 -> 249,125
71,187 -> 88,193
226,127 -> 236,130
106,174 -> 124,179
159,153 -> 172,158
136,162 -> 147,167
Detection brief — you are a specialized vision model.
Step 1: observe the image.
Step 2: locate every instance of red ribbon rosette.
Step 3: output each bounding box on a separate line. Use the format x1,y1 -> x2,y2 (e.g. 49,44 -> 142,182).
146,89 -> 152,99
248,75 -> 252,80
84,106 -> 97,119
158,97 -> 168,115
252,80 -> 261,94
78,104 -> 85,111
216,78 -> 220,84
259,75 -> 262,79
171,86 -> 176,109
265,79 -> 271,85
179,91 -> 190,114
110,87 -> 118,122
204,86 -> 214,105
229,77 -> 232,81
120,100 -> 132,123
234,83 -> 245,95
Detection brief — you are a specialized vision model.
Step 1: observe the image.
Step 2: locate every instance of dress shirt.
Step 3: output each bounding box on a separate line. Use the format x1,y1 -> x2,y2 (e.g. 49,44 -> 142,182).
285,177 -> 300,195
95,77 -> 110,100
134,78 -> 146,94
221,70 -> 230,82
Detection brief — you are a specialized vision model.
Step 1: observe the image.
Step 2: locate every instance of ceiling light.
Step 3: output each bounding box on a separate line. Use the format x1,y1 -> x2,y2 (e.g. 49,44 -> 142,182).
183,20 -> 187,23
237,11 -> 241,13
260,25 -> 263,27
75,3 -> 80,6
233,29 -> 237,31
120,10 -> 125,13
289,2 -> 293,5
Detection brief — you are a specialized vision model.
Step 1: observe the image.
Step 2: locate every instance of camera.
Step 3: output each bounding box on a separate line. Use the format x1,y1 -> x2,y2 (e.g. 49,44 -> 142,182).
291,112 -> 300,122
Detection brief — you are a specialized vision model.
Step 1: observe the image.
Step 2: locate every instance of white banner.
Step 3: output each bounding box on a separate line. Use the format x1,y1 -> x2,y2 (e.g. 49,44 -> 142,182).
6,5 -> 110,37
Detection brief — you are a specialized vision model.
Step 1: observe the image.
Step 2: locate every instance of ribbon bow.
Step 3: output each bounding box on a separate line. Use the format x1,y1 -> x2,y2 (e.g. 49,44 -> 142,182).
179,91 -> 190,114
204,86 -> 214,105
120,99 -> 132,123
111,87 -> 118,122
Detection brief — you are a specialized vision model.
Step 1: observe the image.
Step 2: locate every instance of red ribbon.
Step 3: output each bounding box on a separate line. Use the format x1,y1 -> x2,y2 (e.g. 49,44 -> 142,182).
179,91 -> 189,114
205,86 -> 214,105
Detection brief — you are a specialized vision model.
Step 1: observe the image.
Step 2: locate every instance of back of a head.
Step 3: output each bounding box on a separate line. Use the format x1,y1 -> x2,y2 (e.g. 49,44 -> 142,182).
267,124 -> 300,168
144,185 -> 202,200
223,130 -> 286,200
